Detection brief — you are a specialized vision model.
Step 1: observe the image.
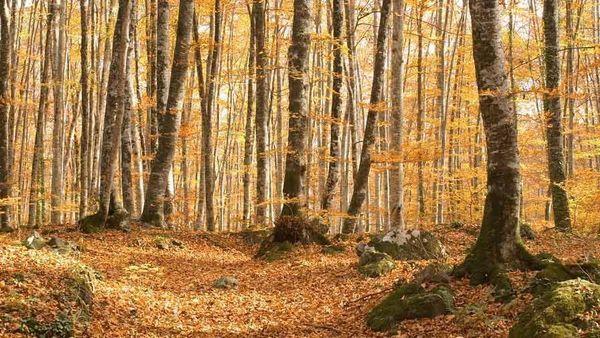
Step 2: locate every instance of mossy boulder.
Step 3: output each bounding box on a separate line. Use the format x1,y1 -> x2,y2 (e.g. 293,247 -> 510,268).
367,283 -> 454,332
358,249 -> 396,278
213,276 -> 239,289
510,279 -> 600,338
369,229 -> 447,261
532,260 -> 600,295
414,262 -> 452,284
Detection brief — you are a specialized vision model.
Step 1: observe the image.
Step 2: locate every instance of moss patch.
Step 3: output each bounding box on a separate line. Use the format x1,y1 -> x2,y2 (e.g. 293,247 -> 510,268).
369,229 -> 446,261
367,283 -> 454,332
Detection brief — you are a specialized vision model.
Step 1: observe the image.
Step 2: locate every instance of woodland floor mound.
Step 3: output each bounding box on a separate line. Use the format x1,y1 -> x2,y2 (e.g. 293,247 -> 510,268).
0,224 -> 599,337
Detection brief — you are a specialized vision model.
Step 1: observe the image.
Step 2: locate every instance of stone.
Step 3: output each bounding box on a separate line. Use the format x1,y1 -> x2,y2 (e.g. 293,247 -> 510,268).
22,231 -> 46,250
413,262 -> 452,284
213,276 -> 239,289
367,283 -> 454,332
47,237 -> 79,254
155,237 -> 170,250
358,249 -> 396,278
369,229 -> 447,260
510,279 -> 600,338
520,222 -> 536,240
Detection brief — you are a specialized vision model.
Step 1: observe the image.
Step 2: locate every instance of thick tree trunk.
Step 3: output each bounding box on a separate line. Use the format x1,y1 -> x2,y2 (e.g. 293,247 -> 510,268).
0,0 -> 11,230
279,0 -> 312,219
254,0 -> 268,225
140,0 -> 194,227
79,0 -> 131,230
456,0 -> 540,288
542,0 -> 572,232
342,0 -> 391,234
321,0 -> 343,211
121,13 -> 136,216
389,0 -> 405,230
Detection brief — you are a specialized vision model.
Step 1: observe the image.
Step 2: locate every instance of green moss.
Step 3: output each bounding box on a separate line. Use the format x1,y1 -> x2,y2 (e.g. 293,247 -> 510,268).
78,213 -> 105,234
359,259 -> 396,278
510,280 -> 600,338
367,283 -> 454,332
321,244 -> 346,255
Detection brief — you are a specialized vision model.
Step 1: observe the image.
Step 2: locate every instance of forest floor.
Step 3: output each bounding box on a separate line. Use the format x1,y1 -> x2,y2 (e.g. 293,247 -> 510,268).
1,223 -> 599,337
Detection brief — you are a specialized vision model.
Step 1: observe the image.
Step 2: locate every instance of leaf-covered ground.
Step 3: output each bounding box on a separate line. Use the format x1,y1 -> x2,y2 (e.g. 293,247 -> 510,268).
1,225 -> 599,337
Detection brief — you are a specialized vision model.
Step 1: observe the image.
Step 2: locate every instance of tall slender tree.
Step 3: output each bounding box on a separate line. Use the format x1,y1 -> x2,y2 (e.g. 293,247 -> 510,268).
79,0 -> 131,231
278,0 -> 313,220
254,0 -> 268,225
542,0 -> 571,232
321,0 -> 344,211
0,0 -> 11,231
79,0 -> 90,218
140,0 -> 195,227
342,0 -> 391,234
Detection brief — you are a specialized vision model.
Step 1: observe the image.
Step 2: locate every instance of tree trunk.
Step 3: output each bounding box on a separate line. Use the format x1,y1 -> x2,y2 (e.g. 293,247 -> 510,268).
140,0 -> 194,227
50,0 -> 66,225
342,0 -> 391,234
389,0 -> 405,230
0,0 -> 11,230
79,0 -> 90,218
79,0 -> 131,230
456,0 -> 540,288
254,0 -> 268,225
321,0 -> 343,211
542,0 -> 572,231
121,7 -> 136,216
279,0 -> 312,219
242,4 -> 255,228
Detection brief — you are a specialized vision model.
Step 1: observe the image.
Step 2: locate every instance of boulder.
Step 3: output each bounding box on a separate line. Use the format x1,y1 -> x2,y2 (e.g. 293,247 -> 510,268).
155,237 -> 170,250
531,259 -> 600,295
369,229 -> 447,260
510,279 -> 600,338
355,242 -> 371,257
213,276 -> 238,289
358,249 -> 396,278
413,262 -> 452,284
367,283 -> 454,332
47,237 -> 79,254
22,231 -> 46,250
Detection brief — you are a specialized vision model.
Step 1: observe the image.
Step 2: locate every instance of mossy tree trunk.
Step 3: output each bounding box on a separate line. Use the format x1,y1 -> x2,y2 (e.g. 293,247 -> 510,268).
456,0 -> 540,286
542,0 -> 572,232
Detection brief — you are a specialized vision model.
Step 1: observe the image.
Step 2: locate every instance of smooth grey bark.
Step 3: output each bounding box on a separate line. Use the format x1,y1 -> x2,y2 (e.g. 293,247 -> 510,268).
80,0 -> 131,225
0,0 -> 11,230
416,3 -> 425,218
342,0 -> 391,234
389,0 -> 405,230
140,0 -> 194,227
456,0 -> 539,285
542,0 -> 572,232
321,0 -> 343,211
279,0 -> 312,218
50,0 -> 65,225
192,13 -> 206,229
254,0 -> 268,225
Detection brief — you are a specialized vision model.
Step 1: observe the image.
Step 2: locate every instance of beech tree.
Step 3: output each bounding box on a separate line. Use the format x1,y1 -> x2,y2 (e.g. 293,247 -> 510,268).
0,0 -> 10,231
454,0 -> 540,293
140,0 -> 195,227
79,0 -> 131,231
542,0 -> 571,232
342,0 -> 391,234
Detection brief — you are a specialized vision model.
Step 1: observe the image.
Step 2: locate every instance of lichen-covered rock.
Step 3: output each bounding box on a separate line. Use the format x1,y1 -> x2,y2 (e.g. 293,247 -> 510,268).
369,229 -> 447,260
47,237 -> 80,254
358,249 -> 396,277
510,279 -> 600,338
414,262 -> 452,284
213,276 -> 239,289
367,283 -> 454,332
355,242 -> 371,257
22,231 -> 46,250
